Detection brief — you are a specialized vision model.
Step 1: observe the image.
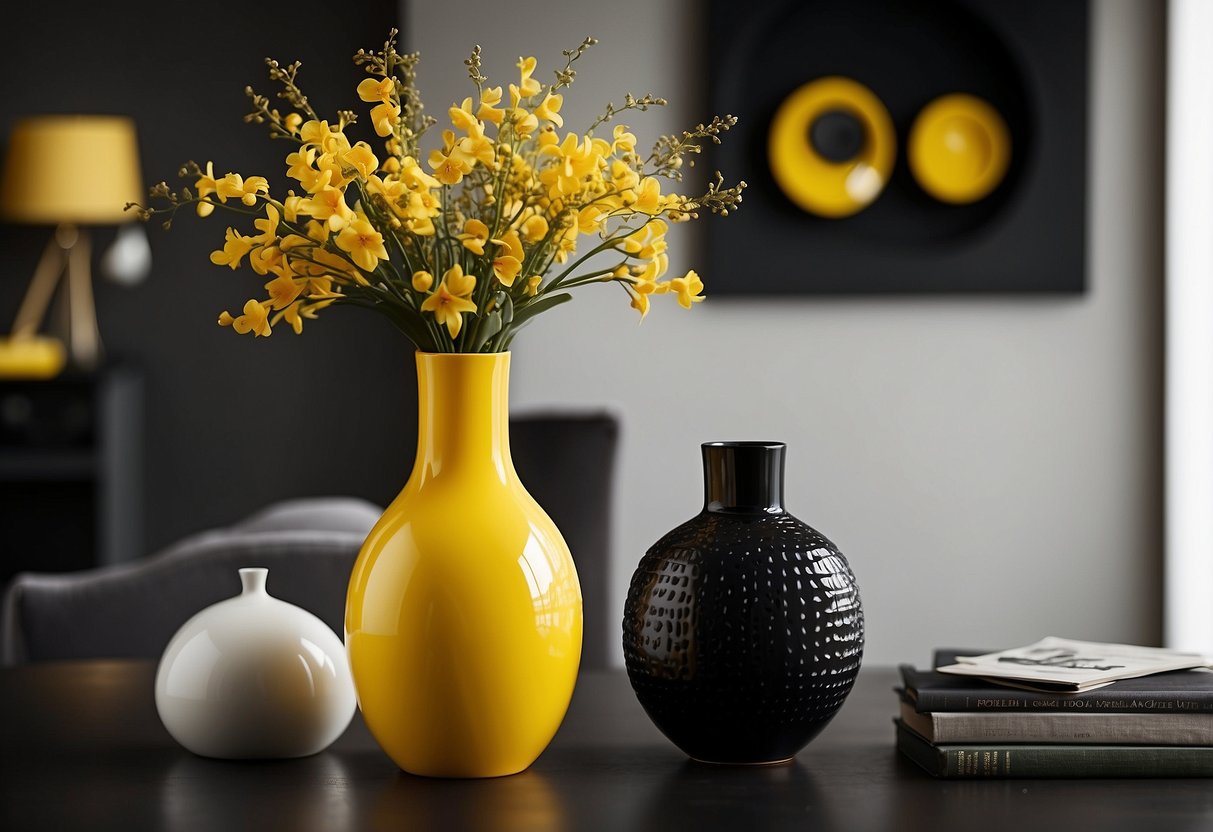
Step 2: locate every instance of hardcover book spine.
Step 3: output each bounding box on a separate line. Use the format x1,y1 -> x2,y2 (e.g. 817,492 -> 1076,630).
904,704 -> 1213,745
895,723 -> 1213,778
899,666 -> 1213,714
910,691 -> 1213,714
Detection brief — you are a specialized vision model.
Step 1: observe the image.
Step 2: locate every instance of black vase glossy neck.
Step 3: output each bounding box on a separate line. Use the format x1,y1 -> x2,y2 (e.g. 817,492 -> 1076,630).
702,442 -> 786,514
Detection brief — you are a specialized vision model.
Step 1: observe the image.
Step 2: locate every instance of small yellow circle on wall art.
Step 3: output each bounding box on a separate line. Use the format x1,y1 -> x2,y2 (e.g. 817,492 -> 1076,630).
908,93 -> 1011,204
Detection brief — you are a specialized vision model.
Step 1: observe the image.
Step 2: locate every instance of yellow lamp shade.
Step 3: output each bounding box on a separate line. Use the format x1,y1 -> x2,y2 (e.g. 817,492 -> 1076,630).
908,94 -> 1011,204
0,115 -> 143,225
767,77 -> 896,218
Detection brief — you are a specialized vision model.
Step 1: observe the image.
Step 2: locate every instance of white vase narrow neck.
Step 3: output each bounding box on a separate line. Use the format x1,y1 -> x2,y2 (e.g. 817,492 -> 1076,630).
411,352 -> 515,485
239,568 -> 269,596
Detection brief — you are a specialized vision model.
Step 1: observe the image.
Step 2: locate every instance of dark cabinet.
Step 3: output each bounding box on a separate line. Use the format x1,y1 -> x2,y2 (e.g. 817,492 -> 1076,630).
0,367 -> 142,585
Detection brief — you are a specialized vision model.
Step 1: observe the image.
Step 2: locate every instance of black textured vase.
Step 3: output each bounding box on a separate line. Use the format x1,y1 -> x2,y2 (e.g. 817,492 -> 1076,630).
623,442 -> 864,764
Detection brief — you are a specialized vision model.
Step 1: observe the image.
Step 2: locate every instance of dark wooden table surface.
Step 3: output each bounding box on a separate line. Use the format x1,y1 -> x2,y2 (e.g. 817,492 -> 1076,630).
1,662 -> 1210,831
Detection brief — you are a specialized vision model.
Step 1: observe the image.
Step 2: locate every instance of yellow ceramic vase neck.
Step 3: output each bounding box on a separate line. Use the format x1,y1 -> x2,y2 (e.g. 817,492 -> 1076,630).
412,352 -> 513,485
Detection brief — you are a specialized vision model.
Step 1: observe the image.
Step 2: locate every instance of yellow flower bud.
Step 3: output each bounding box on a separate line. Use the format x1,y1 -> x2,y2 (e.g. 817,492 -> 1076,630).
412,270 -> 434,292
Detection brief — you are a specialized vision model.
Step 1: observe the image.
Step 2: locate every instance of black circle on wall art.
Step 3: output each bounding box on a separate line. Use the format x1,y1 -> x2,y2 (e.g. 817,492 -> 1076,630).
810,109 -> 867,163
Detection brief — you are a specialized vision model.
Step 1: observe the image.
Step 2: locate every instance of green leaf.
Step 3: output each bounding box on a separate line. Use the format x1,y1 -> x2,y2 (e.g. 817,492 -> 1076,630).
510,292 -> 572,329
470,311 -> 503,351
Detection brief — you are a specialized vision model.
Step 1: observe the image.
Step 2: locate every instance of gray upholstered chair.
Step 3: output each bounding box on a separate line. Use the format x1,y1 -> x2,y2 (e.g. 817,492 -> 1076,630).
1,412 -> 618,668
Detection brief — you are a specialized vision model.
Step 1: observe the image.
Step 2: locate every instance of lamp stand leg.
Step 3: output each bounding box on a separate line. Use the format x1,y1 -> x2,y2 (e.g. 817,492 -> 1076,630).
66,226 -> 102,369
10,234 -> 66,339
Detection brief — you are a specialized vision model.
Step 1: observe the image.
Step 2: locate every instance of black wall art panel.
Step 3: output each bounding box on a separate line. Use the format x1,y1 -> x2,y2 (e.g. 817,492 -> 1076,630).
706,0 -> 1088,294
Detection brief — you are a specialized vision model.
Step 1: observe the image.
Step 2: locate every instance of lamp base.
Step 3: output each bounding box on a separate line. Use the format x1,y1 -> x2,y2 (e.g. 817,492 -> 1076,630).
0,335 -> 67,379
9,224 -> 102,371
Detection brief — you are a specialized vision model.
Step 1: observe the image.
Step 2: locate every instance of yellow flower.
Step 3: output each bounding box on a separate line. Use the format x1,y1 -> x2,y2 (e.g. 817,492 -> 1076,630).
632,177 -> 663,215
216,173 -> 269,207
299,120 -> 337,147
420,265 -> 478,338
264,272 -> 304,309
335,214 -> 390,272
282,193 -> 306,222
455,121 -> 496,169
371,102 -> 401,137
284,113 -> 303,135
577,205 -> 605,235
450,99 -> 480,133
633,253 -> 669,284
277,300 -> 305,334
612,125 -> 637,155
508,104 -> 539,136
516,56 -> 542,98
209,227 -> 254,269
540,133 -> 606,196
219,299 -> 272,336
315,153 -> 352,190
524,275 -> 542,296
194,161 -> 219,216
619,220 -> 667,257
520,214 -> 549,243
412,270 -> 434,292
403,189 -> 440,220
492,254 -> 522,287
611,159 -> 640,191
357,77 -> 394,104
341,142 -> 379,178
669,269 -> 705,308
398,156 -> 441,190
535,92 -> 563,127
627,271 -> 670,321
444,263 -> 477,297
458,219 -> 491,255
302,185 -> 355,232
629,290 -> 651,320
478,86 -> 504,125
428,143 -> 472,185
407,216 -> 436,236
306,276 -> 337,298
286,146 -> 314,178
252,204 -> 280,246
248,245 -> 284,276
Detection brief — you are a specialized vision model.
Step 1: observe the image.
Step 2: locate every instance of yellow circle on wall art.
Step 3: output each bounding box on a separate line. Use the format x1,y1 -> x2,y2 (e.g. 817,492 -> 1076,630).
767,76 -> 896,218
908,93 -> 1011,204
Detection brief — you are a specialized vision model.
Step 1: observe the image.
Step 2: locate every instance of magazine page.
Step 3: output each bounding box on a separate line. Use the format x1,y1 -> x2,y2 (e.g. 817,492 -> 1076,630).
935,637 -> 1212,691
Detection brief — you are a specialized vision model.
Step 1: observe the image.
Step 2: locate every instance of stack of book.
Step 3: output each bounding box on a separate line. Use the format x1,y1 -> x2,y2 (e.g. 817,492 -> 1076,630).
896,647 -> 1213,778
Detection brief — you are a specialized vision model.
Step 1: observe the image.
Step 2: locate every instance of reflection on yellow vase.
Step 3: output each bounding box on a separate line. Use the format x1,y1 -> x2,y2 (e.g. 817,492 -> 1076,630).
345,352 -> 582,778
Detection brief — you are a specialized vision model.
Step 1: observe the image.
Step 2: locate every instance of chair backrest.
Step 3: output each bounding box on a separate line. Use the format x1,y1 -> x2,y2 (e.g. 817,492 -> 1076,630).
1,413 -> 618,668
511,411 -> 618,670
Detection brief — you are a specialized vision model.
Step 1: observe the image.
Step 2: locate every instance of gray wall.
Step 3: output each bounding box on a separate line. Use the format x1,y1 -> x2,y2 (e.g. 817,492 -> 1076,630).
410,0 -> 1165,666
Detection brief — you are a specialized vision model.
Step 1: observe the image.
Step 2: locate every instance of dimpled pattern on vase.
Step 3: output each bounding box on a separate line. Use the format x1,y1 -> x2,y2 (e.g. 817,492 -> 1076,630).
623,442 -> 864,764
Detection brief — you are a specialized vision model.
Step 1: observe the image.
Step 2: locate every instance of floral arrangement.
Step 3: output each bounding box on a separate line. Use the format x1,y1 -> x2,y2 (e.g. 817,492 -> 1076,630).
132,31 -> 745,352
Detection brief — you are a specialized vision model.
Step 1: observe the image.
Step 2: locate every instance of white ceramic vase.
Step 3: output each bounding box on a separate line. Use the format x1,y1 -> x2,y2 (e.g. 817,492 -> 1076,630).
155,568 -> 356,759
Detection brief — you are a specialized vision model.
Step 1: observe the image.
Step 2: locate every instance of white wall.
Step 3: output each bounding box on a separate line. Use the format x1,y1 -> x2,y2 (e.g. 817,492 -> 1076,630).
1165,0 -> 1213,654
409,0 -> 1164,666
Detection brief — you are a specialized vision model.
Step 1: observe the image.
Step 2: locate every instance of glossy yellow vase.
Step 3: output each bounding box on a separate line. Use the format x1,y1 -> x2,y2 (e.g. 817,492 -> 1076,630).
345,352 -> 583,778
